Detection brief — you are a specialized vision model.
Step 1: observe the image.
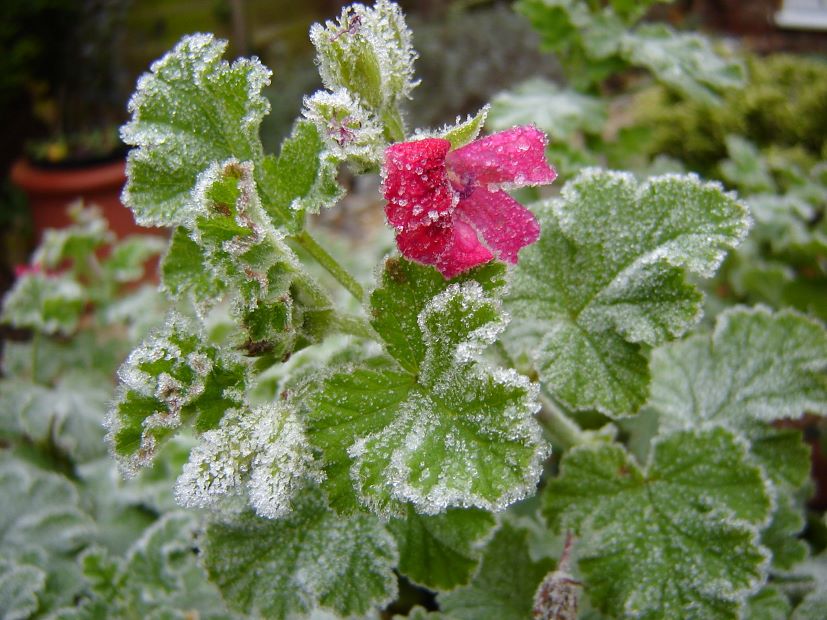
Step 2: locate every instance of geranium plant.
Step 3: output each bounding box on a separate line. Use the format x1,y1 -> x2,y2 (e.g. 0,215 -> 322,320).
3,1 -> 827,619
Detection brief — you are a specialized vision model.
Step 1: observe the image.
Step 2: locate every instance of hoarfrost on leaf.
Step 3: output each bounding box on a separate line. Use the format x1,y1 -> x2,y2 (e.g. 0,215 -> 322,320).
121,33 -> 271,227
506,168 -> 750,416
175,402 -> 321,520
543,428 -> 772,620
201,486 -> 398,618
303,258 -> 547,516
649,305 -> 827,433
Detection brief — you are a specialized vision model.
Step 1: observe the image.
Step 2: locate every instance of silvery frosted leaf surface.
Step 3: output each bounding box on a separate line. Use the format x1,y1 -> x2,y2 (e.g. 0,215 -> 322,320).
438,522 -> 555,620
488,79 -> 607,140
161,226 -> 227,304
304,258 -> 546,516
507,169 -> 749,416
621,24 -> 745,104
121,34 -> 270,227
72,513 -> 233,619
175,402 -> 320,520
107,312 -> 247,473
1,272 -> 85,335
650,306 -> 827,432
201,487 -> 397,618
0,559 -> 46,620
543,428 -> 771,620
435,105 -> 489,150
388,505 -> 496,590
745,587 -> 791,620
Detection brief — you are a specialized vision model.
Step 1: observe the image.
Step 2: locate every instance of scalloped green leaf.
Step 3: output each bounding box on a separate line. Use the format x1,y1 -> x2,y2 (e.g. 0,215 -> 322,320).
488,79 -> 606,140
506,169 -> 749,416
622,24 -> 745,104
121,34 -> 270,227
388,505 -> 496,590
0,559 -> 46,620
107,313 -> 247,473
650,306 -> 827,432
0,272 -> 85,335
201,488 -> 398,618
304,264 -> 546,516
161,226 -> 227,303
543,428 -> 771,620
438,522 -> 555,620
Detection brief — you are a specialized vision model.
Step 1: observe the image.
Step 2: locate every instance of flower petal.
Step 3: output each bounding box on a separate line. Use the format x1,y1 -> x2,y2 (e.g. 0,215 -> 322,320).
446,126 -> 556,188
435,220 -> 493,279
457,187 -> 540,264
382,138 -> 455,230
396,218 -> 453,264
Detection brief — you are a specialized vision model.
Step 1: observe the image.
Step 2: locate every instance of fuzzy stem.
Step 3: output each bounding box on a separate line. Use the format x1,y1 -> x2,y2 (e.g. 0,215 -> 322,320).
292,230 -> 365,303
538,393 -> 591,451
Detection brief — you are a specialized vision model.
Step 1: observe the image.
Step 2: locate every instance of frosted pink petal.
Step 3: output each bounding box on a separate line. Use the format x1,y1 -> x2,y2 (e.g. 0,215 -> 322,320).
435,220 -> 493,279
396,218 -> 452,264
383,138 -> 454,230
446,126 -> 556,188
457,188 -> 540,264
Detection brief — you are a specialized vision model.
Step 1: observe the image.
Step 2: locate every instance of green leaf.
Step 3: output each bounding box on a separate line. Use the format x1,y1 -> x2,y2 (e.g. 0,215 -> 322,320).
107,313 -> 247,473
649,306 -> 827,432
608,0 -> 672,23
258,120 -> 344,227
0,559 -> 46,620
543,428 -> 771,619
719,135 -> 777,194
488,79 -> 607,140
622,24 -> 745,104
439,105 -> 490,150
304,261 -> 546,515
174,402 -> 320,519
121,34 -> 270,227
507,169 -> 749,416
790,551 -> 827,620
161,226 -> 226,303
75,514 -> 232,619
746,587 -> 792,620
201,488 -> 398,618
388,505 -> 496,590
103,235 -> 166,284
438,522 -> 555,620
1,272 -> 85,334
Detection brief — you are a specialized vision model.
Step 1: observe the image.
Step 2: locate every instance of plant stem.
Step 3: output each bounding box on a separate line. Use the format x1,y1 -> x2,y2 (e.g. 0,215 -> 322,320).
292,230 -> 365,303
333,313 -> 379,340
538,393 -> 591,451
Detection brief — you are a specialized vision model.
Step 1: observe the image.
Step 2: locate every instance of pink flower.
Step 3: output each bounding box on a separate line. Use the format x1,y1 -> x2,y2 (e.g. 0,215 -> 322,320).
382,126 -> 556,278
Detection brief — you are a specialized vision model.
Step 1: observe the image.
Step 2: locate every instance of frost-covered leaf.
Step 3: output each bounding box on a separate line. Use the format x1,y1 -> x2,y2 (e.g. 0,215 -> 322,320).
102,235 -> 166,284
790,551 -> 827,620
175,402 -> 320,519
107,313 -> 247,473
438,522 -> 554,620
719,135 -> 777,195
74,513 -> 232,619
507,169 -> 749,416
438,106 -> 489,150
650,306 -> 827,432
622,24 -> 745,104
1,272 -> 85,334
258,120 -> 344,224
488,79 -> 606,140
202,488 -> 397,618
746,587 -> 791,620
388,505 -> 496,590
304,259 -> 546,516
0,370 -> 111,462
543,428 -> 771,620
161,226 -> 226,303
0,559 -> 46,620
121,34 -> 270,227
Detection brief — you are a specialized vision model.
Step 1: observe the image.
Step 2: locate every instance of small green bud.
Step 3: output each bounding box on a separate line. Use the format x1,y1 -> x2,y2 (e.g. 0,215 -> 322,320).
309,0 -> 418,112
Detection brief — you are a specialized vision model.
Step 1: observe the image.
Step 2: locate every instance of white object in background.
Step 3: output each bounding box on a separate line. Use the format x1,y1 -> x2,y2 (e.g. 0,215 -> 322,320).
776,0 -> 827,30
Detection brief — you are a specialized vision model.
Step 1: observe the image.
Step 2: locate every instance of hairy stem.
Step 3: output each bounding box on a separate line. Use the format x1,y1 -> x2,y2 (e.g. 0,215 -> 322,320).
538,393 -> 592,451
292,230 -> 365,303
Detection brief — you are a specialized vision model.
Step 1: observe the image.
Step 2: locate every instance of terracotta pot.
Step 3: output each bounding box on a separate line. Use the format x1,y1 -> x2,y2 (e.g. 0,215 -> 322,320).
10,157 -> 160,241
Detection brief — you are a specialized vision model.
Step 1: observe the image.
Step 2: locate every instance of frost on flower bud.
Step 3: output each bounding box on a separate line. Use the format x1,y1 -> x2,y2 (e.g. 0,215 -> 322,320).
309,0 -> 418,112
533,532 -> 581,620
303,89 -> 385,167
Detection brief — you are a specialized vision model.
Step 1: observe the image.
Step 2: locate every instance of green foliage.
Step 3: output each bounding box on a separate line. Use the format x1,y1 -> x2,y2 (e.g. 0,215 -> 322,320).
544,428 -> 771,619
506,169 -> 749,415
303,258 -> 547,516
202,488 -> 397,618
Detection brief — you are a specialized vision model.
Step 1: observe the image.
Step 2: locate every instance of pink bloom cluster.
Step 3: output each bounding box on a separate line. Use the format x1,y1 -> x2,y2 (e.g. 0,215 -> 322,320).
382,126 -> 556,278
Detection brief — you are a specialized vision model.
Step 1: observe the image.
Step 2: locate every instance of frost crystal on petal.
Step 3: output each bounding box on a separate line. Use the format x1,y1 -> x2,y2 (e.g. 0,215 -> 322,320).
382,128 -> 555,278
